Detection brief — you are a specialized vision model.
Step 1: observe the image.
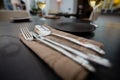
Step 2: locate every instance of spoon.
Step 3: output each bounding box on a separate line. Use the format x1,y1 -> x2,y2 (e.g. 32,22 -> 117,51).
34,24 -> 105,55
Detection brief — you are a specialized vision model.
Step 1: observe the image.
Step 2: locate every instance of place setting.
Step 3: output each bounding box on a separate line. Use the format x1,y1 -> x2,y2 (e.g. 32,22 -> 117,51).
19,23 -> 112,80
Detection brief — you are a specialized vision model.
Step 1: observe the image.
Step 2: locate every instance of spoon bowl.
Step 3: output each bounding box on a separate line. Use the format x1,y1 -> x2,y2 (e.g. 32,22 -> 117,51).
35,25 -> 51,36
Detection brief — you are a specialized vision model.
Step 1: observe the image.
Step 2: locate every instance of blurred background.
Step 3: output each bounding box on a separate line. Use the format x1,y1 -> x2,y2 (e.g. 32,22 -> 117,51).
0,0 -> 120,17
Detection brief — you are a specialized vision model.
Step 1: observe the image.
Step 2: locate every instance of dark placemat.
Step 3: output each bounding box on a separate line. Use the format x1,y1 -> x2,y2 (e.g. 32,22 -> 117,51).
0,35 -> 22,58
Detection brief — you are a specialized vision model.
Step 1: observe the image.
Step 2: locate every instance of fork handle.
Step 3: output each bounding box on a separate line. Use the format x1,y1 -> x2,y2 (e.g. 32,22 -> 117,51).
34,36 -> 95,72
52,33 -> 105,54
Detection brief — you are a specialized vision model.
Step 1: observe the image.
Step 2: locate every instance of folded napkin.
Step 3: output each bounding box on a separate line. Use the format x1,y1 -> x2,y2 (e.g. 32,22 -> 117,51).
20,25 -> 104,80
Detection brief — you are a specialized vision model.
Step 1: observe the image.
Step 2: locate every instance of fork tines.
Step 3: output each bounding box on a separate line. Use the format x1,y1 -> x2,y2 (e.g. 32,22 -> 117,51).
20,26 -> 33,40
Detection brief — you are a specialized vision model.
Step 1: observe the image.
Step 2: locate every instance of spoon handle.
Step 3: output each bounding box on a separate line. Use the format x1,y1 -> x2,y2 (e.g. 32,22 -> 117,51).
52,33 -> 105,54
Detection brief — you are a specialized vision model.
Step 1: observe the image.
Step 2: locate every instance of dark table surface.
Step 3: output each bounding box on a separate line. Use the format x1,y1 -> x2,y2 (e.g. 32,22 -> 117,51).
0,15 -> 120,80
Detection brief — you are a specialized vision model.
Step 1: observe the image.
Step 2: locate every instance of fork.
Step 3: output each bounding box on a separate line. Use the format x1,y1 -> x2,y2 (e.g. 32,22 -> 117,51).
20,26 -> 95,72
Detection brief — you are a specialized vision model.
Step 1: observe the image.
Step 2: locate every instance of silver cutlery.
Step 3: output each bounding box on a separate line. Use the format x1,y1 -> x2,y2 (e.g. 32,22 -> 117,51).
34,25 -> 111,67
34,24 -> 105,55
20,26 -> 95,72
36,34 -> 111,67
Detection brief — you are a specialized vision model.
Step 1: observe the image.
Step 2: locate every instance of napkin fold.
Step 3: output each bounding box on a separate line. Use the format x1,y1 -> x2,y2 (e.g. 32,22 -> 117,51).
20,25 -> 104,80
